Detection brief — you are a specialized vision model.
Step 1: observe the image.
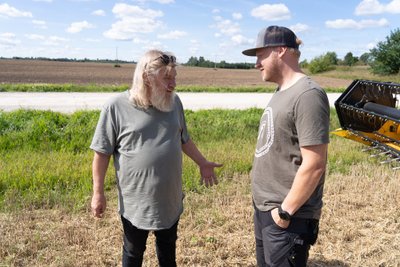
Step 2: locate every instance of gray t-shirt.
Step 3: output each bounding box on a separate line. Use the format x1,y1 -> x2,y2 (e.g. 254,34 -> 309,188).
251,76 -> 330,219
90,91 -> 190,230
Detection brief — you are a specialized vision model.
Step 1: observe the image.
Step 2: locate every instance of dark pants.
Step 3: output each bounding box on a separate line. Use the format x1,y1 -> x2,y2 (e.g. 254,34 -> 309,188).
254,206 -> 319,267
121,216 -> 179,267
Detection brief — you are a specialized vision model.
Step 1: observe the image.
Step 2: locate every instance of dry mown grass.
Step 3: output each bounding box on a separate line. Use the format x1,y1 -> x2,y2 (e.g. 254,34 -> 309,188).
1,162 -> 399,266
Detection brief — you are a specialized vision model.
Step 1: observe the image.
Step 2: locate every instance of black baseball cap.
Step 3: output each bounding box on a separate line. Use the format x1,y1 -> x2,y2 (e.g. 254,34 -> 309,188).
242,25 -> 299,56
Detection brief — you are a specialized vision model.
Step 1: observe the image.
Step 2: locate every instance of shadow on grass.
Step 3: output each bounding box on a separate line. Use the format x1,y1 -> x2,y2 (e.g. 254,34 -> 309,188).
309,259 -> 350,267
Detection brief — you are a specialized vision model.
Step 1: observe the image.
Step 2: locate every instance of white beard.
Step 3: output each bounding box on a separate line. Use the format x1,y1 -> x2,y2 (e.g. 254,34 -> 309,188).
150,86 -> 175,112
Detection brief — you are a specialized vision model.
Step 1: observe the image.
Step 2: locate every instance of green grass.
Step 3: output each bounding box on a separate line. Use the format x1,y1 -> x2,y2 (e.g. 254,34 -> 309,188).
177,85 -> 278,93
0,108 -> 378,212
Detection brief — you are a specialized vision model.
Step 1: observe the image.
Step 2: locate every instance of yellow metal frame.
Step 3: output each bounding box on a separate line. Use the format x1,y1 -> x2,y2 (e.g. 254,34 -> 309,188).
331,120 -> 400,153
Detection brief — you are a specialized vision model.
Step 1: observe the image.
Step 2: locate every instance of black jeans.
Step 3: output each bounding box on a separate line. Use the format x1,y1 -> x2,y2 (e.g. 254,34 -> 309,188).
254,207 -> 319,267
121,215 -> 179,267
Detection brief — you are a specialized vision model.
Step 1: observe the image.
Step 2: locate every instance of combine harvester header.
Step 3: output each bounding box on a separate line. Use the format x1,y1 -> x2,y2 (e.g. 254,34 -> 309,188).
332,79 -> 400,170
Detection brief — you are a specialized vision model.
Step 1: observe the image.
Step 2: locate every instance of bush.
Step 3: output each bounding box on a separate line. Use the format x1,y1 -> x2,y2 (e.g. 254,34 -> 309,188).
308,54 -> 335,74
369,28 -> 400,75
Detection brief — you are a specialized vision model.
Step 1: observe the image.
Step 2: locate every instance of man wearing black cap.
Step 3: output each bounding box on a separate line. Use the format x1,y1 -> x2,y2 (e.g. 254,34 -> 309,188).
242,26 -> 330,266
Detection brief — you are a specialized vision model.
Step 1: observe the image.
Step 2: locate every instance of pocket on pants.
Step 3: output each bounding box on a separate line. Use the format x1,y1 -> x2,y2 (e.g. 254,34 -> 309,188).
262,224 -> 299,266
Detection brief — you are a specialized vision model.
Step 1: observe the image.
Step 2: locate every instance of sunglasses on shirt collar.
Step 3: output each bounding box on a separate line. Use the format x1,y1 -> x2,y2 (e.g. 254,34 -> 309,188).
154,54 -> 176,65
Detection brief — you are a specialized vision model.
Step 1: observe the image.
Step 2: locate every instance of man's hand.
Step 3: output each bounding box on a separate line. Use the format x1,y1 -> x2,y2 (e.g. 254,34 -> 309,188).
200,161 -> 223,187
91,192 -> 106,218
271,207 -> 290,229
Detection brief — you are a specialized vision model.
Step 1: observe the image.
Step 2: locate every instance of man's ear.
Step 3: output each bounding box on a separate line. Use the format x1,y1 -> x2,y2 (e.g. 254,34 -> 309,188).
277,46 -> 288,58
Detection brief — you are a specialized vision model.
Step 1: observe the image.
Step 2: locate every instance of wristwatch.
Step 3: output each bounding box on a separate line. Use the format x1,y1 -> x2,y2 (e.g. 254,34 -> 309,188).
278,206 -> 292,221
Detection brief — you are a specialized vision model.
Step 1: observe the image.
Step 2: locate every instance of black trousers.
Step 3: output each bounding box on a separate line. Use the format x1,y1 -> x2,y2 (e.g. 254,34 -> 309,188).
254,207 -> 319,267
121,215 -> 179,267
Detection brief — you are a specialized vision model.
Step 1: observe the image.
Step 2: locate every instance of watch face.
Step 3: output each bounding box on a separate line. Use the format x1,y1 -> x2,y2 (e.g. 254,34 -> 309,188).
279,211 -> 290,220
278,207 -> 291,220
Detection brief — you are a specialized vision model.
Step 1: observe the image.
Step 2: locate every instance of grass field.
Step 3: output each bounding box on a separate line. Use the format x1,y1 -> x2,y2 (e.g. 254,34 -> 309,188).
0,60 -> 399,266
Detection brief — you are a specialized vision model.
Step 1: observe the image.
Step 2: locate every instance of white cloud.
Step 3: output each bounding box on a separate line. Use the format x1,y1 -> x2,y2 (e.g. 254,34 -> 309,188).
134,0 -> 175,3
67,21 -> 95,33
33,0 -> 53,2
25,34 -> 45,40
84,38 -> 101,42
367,42 -> 376,49
43,36 -> 69,46
68,0 -> 99,2
104,3 -> 163,40
325,18 -> 389,29
155,0 -> 174,3
386,0 -> 400,13
158,30 -> 187,39
251,4 -> 290,21
0,3 -> 33,18
355,0 -> 385,15
355,0 -> 400,15
113,4 -> 163,19
144,41 -> 165,51
213,18 -> 241,36
232,12 -> 242,20
133,37 -> 149,44
92,9 -> 106,16
0,33 -> 20,46
32,20 -> 47,29
290,23 -> 310,33
212,9 -> 220,14
189,39 -> 200,54
231,34 -> 253,45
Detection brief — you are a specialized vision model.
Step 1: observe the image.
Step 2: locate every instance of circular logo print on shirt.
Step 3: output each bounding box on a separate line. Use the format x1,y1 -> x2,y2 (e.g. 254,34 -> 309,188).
255,107 -> 274,158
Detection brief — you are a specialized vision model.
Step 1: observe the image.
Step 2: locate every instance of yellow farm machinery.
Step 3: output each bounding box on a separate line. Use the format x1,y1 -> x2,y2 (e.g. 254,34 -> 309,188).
332,79 -> 400,170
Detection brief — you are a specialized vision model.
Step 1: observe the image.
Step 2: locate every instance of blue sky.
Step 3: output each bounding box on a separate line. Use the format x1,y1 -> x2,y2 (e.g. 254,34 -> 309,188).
0,0 -> 399,63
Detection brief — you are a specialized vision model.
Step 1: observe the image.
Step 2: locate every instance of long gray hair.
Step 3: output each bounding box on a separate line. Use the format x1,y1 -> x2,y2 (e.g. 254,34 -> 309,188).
129,49 -> 176,108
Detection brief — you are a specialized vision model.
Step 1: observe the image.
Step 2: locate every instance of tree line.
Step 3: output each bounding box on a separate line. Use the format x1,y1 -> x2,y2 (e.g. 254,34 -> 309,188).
0,57 -> 134,64
187,28 -> 400,76
2,28 -> 399,75
301,28 -> 400,75
184,56 -> 254,69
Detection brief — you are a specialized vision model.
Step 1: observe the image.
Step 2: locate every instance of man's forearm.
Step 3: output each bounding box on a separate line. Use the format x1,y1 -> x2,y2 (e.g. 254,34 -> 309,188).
182,139 -> 207,166
92,152 -> 111,194
281,144 -> 327,215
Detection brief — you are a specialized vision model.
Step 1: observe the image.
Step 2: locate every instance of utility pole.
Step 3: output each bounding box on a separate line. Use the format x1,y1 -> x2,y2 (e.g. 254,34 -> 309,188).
114,46 -> 121,67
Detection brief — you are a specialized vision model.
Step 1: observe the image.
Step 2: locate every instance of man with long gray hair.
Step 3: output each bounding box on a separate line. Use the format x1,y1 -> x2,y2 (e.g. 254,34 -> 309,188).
90,49 -> 222,267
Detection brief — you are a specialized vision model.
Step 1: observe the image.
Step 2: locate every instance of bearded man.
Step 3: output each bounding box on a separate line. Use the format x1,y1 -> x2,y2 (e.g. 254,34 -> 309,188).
90,49 -> 222,267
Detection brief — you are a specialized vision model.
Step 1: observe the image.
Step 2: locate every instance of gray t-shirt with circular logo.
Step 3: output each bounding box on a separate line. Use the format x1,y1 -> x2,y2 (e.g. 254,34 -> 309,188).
251,76 -> 330,219
90,91 -> 189,230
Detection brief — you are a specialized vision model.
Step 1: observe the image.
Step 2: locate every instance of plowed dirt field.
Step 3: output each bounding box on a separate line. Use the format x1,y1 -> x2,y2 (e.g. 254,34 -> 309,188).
0,59 -> 351,88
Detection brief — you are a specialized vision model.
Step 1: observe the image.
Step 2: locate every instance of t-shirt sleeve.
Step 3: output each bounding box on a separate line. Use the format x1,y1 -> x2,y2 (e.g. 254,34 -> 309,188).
295,89 -> 330,147
90,105 -> 117,155
176,96 -> 190,144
